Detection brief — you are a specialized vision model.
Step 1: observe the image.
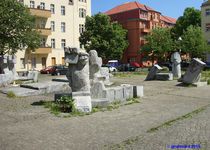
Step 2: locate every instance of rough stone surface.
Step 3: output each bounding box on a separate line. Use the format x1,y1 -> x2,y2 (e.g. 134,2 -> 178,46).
89,50 -> 102,80
65,47 -> 90,92
182,58 -> 206,84
171,52 -> 182,78
156,73 -> 173,81
90,81 -> 106,99
145,64 -> 162,81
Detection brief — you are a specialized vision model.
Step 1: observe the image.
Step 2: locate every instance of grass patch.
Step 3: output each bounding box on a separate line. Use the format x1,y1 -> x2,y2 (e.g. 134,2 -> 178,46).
202,71 -> 210,85
113,71 -> 148,78
147,104 -> 209,133
35,97 -> 140,117
7,91 -> 16,98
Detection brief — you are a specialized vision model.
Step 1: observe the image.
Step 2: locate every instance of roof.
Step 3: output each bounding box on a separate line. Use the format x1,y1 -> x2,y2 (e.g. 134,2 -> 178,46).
160,15 -> 177,24
202,0 -> 210,7
105,1 -> 160,15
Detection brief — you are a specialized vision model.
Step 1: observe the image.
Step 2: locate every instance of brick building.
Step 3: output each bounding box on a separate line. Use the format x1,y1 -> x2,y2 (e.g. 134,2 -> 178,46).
105,1 -> 176,66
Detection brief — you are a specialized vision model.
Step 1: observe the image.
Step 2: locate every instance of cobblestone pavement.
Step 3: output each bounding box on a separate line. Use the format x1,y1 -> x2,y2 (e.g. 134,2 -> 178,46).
106,105 -> 210,150
0,75 -> 210,150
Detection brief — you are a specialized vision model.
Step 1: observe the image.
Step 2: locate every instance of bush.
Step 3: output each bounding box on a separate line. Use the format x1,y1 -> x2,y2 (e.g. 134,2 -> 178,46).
56,96 -> 76,113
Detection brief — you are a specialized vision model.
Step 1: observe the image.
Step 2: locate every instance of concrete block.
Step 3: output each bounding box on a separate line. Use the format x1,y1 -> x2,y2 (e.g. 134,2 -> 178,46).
73,95 -> 92,113
133,86 -> 144,98
91,98 -> 109,107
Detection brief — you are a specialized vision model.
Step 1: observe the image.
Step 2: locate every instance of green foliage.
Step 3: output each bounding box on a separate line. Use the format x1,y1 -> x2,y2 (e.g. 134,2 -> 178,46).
171,7 -> 201,39
141,27 -> 174,62
56,96 -> 77,113
180,26 -> 210,59
79,13 -> 128,60
7,91 -> 16,98
0,0 -> 40,55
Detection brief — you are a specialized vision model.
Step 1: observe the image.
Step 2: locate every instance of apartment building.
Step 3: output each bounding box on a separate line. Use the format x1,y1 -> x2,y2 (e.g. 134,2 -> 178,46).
16,0 -> 91,71
105,1 -> 176,66
201,0 -> 210,62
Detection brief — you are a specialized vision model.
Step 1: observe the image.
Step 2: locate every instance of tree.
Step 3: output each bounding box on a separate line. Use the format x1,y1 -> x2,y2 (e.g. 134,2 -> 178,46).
180,25 -> 209,59
0,0 -> 40,55
141,27 -> 174,63
79,13 -> 128,60
171,7 -> 201,39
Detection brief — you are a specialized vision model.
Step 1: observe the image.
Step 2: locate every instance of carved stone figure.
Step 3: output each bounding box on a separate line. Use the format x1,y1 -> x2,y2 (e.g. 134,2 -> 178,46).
65,47 -> 90,92
171,52 -> 182,78
182,58 -> 206,84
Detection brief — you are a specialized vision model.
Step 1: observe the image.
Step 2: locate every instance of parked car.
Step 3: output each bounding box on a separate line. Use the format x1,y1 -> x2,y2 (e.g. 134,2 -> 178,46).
40,66 -> 54,74
117,64 -> 136,72
51,65 -> 68,76
102,64 -> 118,72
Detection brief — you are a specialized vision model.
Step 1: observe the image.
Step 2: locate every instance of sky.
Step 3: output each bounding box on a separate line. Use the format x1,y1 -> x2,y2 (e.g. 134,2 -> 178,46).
91,0 -> 204,19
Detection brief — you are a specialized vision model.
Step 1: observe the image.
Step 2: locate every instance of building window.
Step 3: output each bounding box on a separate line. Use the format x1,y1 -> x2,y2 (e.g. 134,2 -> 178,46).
50,4 -> 55,14
61,6 -> 65,15
19,0 -> 24,4
40,19 -> 46,29
51,21 -> 55,31
40,2 -> 45,9
206,23 -> 210,32
61,22 -> 66,32
79,8 -> 86,18
206,9 -> 210,16
69,0 -> 74,5
79,24 -> 85,34
79,0 -> 86,2
51,39 -> 55,48
208,39 -> 210,45
61,39 -> 66,49
20,58 -> 25,69
30,1 -> 35,8
41,38 -> 46,47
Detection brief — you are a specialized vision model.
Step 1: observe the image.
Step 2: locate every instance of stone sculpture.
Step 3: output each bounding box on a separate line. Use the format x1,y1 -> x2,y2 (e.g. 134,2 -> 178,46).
171,52 -> 182,78
182,58 -> 206,84
0,55 -> 18,87
145,64 -> 162,81
64,47 -> 92,112
65,47 -> 90,92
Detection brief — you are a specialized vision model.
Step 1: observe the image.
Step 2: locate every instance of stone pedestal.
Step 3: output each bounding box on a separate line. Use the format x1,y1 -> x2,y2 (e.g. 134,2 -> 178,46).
182,58 -> 206,84
73,92 -> 92,113
145,64 -> 162,81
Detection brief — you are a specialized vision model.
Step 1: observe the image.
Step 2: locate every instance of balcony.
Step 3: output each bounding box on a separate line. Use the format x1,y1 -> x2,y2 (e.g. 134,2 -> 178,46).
29,8 -> 51,18
32,47 -> 52,54
36,28 -> 51,36
141,28 -> 150,33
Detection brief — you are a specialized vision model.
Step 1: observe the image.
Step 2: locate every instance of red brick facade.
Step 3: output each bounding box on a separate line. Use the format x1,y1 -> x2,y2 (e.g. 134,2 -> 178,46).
105,1 -> 176,66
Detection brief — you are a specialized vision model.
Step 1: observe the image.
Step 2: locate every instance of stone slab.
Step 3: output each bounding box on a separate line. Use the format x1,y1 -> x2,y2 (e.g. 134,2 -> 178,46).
91,98 -> 110,107
155,73 -> 173,81
192,82 -> 208,87
1,87 -> 43,97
